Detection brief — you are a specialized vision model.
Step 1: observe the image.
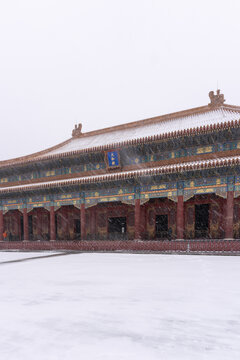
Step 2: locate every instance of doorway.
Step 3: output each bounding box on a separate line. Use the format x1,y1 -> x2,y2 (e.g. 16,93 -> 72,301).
156,214 -> 168,239
108,217 -> 127,239
74,219 -> 81,239
195,204 -> 209,238
28,215 -> 33,240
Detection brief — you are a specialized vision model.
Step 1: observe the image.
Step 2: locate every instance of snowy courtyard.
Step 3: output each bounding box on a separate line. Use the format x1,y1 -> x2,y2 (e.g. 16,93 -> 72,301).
0,252 -> 240,360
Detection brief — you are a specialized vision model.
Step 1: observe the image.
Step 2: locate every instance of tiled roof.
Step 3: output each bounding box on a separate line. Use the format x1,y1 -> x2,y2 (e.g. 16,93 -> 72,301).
0,154 -> 239,194
0,97 -> 240,168
46,108 -> 240,156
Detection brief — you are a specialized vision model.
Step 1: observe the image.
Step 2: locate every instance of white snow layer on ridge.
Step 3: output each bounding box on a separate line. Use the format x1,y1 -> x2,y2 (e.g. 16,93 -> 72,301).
46,109 -> 240,156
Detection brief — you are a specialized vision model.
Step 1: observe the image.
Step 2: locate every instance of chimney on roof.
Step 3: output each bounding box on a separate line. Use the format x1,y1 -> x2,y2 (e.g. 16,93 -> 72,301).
72,123 -> 83,138
208,89 -> 225,107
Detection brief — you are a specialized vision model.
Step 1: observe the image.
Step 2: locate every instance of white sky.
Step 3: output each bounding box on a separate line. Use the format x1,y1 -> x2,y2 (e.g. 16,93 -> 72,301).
0,0 -> 240,161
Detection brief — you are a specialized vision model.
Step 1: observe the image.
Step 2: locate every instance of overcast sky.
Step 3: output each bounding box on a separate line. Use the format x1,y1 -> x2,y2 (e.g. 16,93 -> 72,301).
0,0 -> 240,160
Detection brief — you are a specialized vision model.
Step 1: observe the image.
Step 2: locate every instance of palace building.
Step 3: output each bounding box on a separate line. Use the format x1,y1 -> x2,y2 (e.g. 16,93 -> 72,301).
1,90 -> 240,252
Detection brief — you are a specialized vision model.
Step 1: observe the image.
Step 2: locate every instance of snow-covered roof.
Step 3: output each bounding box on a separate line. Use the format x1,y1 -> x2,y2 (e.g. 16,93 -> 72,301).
1,91 -> 240,168
1,154 -> 239,194
45,108 -> 240,156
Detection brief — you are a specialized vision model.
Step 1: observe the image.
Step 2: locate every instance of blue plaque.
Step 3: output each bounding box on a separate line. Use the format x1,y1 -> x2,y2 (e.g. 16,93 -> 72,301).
107,151 -> 120,168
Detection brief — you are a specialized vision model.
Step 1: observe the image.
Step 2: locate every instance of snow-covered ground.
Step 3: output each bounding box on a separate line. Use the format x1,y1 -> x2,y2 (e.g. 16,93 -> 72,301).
0,253 -> 240,360
0,251 -> 61,262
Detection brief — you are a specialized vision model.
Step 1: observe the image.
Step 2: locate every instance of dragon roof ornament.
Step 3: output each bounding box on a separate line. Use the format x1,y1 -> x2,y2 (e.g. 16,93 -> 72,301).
72,123 -> 83,138
208,89 -> 225,107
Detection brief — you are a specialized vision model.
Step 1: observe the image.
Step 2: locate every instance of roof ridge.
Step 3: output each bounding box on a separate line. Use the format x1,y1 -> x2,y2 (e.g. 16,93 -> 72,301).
0,115 -> 240,169
0,102 -> 240,168
76,105 -> 219,138
0,137 -> 72,167
72,104 -> 240,139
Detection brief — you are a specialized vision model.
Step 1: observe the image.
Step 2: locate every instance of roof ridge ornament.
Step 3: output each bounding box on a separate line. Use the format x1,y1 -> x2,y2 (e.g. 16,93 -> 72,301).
208,89 -> 225,107
72,123 -> 83,138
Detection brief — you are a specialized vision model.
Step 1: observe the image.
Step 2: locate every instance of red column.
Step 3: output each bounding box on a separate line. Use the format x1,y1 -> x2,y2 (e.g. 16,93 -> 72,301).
225,191 -> 234,239
140,205 -> 146,237
17,212 -> 21,241
90,207 -> 96,240
63,206 -> 68,238
134,199 -> 141,240
23,208 -> 29,241
0,210 -> 3,241
81,203 -> 86,240
37,211 -> 42,239
50,206 -> 56,241
177,195 -> 184,240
